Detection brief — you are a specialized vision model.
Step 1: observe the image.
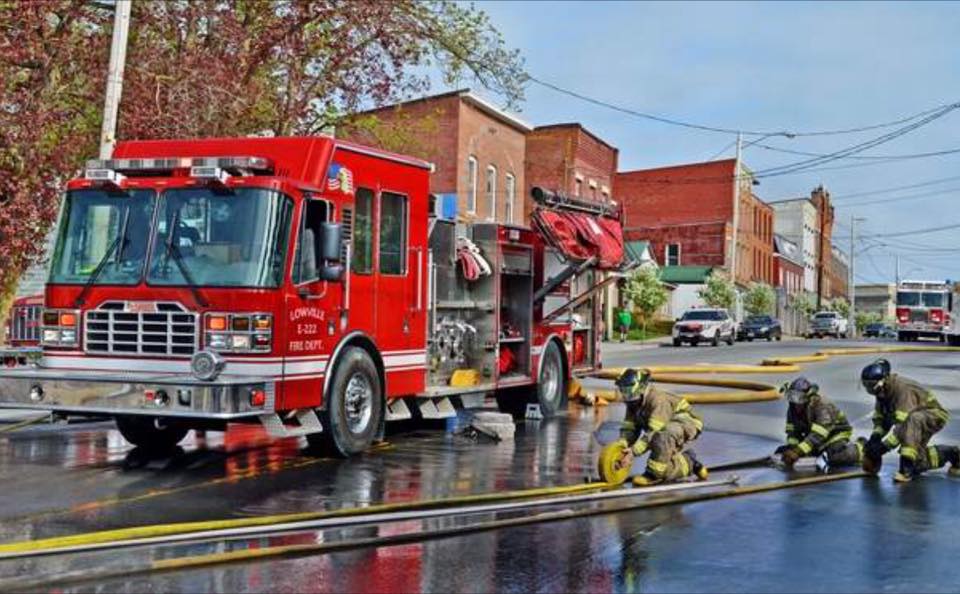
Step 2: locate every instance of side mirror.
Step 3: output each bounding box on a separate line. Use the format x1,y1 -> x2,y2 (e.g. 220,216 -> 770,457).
319,263 -> 344,282
320,223 -> 342,262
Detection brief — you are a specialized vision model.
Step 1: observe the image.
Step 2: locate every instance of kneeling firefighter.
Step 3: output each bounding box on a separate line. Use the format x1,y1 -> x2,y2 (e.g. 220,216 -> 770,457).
775,377 -> 861,469
861,358 -> 960,483
607,368 -> 708,486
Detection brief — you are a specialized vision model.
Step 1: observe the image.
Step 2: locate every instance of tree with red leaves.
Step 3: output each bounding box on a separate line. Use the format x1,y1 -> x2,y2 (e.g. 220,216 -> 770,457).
0,0 -> 525,307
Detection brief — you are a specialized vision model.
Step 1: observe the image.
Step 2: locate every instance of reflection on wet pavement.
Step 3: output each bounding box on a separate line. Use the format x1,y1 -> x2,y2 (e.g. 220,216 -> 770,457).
1,381 -> 960,592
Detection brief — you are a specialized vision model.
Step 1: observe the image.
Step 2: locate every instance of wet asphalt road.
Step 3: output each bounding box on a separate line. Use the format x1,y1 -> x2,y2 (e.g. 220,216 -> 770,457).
1,338 -> 959,592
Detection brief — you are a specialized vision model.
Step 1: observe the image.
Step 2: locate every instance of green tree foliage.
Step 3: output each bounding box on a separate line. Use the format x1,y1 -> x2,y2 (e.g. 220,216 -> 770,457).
743,282 -> 776,316
698,270 -> 737,312
622,267 -> 669,340
828,297 -> 851,318
0,0 -> 525,302
855,310 -> 882,332
789,292 -> 817,317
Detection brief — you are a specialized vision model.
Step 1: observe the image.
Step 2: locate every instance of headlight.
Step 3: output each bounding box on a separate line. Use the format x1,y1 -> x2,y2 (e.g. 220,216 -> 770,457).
203,312 -> 272,353
761,326 -> 768,332
41,309 -> 80,347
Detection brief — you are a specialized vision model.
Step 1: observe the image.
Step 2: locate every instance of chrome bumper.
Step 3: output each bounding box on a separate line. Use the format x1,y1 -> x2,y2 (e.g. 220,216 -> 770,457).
0,367 -> 274,420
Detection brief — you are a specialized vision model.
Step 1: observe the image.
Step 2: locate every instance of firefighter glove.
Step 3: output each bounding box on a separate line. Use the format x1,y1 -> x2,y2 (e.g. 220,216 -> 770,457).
865,436 -> 887,460
774,444 -> 791,456
781,447 -> 801,467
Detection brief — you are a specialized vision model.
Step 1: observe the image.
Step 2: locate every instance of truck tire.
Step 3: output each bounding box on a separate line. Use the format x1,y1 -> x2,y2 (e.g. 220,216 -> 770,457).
726,331 -> 735,346
673,338 -> 682,347
115,415 -> 189,450
312,347 -> 383,457
711,333 -> 719,347
536,340 -> 567,417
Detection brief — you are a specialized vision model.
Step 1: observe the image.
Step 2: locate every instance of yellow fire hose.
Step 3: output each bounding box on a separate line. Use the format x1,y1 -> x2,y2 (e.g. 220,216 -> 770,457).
4,471 -> 866,591
0,413 -> 50,434
575,344 -> 960,406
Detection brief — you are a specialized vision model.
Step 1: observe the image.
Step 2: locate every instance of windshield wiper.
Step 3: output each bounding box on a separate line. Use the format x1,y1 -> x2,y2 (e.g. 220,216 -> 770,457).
164,209 -> 209,308
74,207 -> 131,307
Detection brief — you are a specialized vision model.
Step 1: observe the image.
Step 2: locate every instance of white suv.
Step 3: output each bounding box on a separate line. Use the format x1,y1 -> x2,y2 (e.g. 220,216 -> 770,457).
807,311 -> 849,339
673,308 -> 737,347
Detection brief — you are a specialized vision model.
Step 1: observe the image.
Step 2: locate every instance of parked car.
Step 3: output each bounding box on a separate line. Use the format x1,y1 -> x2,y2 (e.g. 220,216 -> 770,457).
737,315 -> 783,342
673,308 -> 736,347
807,311 -> 849,339
864,323 -> 897,339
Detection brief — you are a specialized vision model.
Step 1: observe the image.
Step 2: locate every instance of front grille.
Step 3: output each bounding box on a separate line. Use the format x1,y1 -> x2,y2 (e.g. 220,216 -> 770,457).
9,304 -> 41,343
909,310 -> 929,323
85,302 -> 197,356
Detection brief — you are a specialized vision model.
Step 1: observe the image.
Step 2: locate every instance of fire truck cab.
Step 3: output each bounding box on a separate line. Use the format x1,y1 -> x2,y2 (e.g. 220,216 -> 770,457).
0,136 -> 624,455
895,280 -> 952,342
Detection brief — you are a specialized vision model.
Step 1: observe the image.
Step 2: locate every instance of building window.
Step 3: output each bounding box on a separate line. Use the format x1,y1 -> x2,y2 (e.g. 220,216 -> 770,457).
379,191 -> 407,275
504,173 -> 515,224
665,243 -> 681,266
466,156 -> 478,214
589,179 -> 598,200
486,165 -> 497,221
575,177 -> 583,197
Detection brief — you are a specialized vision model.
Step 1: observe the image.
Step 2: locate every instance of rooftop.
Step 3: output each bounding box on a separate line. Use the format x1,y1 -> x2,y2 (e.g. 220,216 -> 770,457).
531,123 -> 619,152
350,88 -> 532,133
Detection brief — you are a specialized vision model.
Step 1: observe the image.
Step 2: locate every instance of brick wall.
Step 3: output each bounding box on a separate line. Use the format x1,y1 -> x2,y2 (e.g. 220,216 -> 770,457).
339,91 -> 526,225
625,221 -> 729,268
457,100 -> 526,224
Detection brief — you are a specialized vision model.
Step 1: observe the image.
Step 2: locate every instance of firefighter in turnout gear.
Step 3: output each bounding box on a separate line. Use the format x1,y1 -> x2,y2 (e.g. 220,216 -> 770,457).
775,377 -> 862,469
614,368 -> 708,486
861,359 -> 960,482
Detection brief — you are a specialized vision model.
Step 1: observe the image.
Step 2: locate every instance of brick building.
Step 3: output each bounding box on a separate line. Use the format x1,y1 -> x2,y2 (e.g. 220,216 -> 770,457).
771,185 -> 845,306
614,158 -> 775,289
774,234 -> 806,334
340,89 -> 530,224
524,123 -> 618,219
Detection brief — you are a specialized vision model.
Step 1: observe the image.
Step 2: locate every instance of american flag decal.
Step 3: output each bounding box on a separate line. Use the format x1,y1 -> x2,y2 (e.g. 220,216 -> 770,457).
327,163 -> 354,194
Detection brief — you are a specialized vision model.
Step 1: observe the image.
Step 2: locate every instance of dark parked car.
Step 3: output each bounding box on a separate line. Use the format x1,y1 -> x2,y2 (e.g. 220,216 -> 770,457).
864,323 -> 896,338
737,315 -> 782,341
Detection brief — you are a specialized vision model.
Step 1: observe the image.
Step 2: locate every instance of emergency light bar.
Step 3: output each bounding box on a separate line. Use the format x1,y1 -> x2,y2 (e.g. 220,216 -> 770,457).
84,155 -> 274,175
190,166 -> 231,185
84,168 -> 126,189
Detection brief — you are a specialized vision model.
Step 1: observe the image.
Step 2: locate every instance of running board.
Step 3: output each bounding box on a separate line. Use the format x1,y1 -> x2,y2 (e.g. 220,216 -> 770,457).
259,409 -> 323,438
386,398 -> 413,422
419,397 -> 457,419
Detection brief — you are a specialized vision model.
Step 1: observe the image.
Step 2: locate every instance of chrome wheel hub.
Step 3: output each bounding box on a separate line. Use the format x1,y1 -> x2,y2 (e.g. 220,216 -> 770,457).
542,355 -> 560,402
344,373 -> 373,434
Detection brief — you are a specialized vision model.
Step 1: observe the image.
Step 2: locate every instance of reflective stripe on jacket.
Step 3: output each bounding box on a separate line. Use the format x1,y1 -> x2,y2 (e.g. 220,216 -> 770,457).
785,394 -> 853,455
872,374 -> 949,449
621,386 -> 704,444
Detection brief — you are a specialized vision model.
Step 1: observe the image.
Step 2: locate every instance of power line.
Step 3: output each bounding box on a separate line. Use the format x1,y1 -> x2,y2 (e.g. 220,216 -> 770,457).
829,174 -> 960,200
835,221 -> 960,240
751,143 -> 960,161
526,75 -> 957,137
834,186 -> 960,208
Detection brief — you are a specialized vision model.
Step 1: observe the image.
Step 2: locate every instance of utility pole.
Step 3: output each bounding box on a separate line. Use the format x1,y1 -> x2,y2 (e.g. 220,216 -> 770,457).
730,132 -> 742,319
849,215 -> 865,337
895,255 -> 901,286
99,0 -> 132,159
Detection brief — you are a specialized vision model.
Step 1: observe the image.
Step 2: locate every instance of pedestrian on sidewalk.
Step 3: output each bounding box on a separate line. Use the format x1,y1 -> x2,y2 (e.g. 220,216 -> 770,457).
617,308 -> 632,343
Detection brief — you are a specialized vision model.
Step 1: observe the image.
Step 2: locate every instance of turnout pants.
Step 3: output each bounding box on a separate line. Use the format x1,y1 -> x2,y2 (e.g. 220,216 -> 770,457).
895,410 -> 957,473
821,438 -> 862,468
645,417 -> 701,481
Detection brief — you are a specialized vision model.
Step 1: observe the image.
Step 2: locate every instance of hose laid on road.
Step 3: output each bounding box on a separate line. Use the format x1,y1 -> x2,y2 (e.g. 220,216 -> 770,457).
579,344 -> 960,405
0,476 -> 739,561
3,471 -> 866,591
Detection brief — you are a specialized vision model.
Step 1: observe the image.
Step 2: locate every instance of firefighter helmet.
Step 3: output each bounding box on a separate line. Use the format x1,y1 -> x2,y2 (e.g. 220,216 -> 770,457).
616,368 -> 652,402
861,358 -> 892,395
784,376 -> 818,404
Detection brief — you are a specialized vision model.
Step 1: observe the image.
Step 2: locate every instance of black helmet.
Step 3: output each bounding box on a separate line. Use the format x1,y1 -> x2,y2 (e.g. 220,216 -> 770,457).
861,358 -> 891,395
784,376 -> 818,404
616,368 -> 652,402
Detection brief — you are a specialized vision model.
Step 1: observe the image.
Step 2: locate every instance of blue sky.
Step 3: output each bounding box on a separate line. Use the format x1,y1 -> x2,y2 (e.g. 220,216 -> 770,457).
444,1 -> 960,284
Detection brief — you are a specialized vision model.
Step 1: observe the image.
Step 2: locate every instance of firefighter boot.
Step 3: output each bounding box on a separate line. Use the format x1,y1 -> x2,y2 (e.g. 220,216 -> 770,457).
633,472 -> 663,487
894,456 -> 919,483
686,450 -> 709,481
941,446 -> 960,477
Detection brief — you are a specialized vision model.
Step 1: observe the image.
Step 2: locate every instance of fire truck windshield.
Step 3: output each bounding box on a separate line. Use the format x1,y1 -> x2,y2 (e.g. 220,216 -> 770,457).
897,291 -> 921,306
146,188 -> 292,288
49,189 -> 156,286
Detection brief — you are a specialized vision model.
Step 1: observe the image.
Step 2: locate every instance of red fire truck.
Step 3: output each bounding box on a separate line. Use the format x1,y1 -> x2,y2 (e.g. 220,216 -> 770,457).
0,136 -> 624,455
895,280 -> 952,342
